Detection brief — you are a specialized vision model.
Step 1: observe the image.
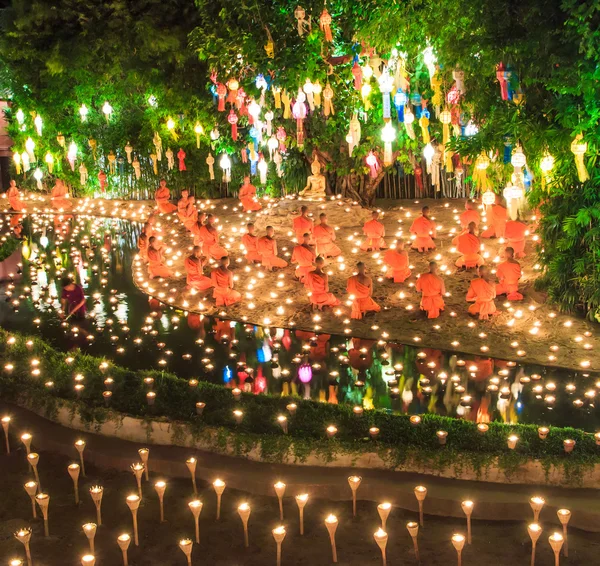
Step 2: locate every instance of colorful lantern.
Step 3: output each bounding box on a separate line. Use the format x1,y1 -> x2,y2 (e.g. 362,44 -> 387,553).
346,113 -> 361,156
25,137 -> 35,161
440,108 -> 452,145
33,168 -> 43,190
352,60 -> 362,90
381,122 -> 396,166
378,72 -> 394,119
124,142 -> 133,164
394,89 -> 407,122
482,190 -> 496,206
539,152 -> 555,189
165,147 -> 174,171
216,83 -> 227,111
219,153 -> 231,183
403,107 -> 415,139
303,79 -> 315,111
292,91 -> 307,145
366,151 -> 380,178
34,115 -> 43,136
276,127 -> 287,152
496,63 -> 510,101
319,8 -> 333,42
194,122 -> 203,148
227,110 -> 239,141
13,152 -> 21,174
323,83 -> 334,116
178,148 -> 187,171
258,157 -> 268,184
453,66 -> 465,93
21,152 -> 30,172
132,157 -> 141,179
361,83 -> 372,111
226,78 -> 239,105
298,363 -> 313,383
264,110 -> 274,136
44,152 -> 54,174
206,153 -> 215,180
571,134 -> 589,182
102,101 -> 113,122
80,164 -> 89,186
153,132 -> 162,161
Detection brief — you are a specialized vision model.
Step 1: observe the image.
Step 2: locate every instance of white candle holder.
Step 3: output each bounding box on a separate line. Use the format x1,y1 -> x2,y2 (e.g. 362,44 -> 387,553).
377,502 -> 392,530
325,514 -> 338,563
237,502 -> 251,547
530,496 -> 545,523
117,533 -> 131,566
138,448 -> 150,481
213,479 -> 226,520
14,528 -> 32,566
556,509 -> 571,557
35,493 -> 50,537
186,457 -> 198,496
451,534 -> 465,566
188,499 -> 203,544
21,433 -> 32,455
126,494 -> 141,546
295,494 -> 309,535
347,476 -> 361,517
131,463 -> 145,498
83,523 -> 97,554
68,464 -> 81,505
461,500 -> 474,544
548,532 -> 564,566
406,521 -> 420,561
155,481 -> 167,522
24,481 -> 38,519
27,453 -> 41,490
75,440 -> 86,476
179,538 -> 193,566
528,523 -> 542,566
272,526 -> 286,566
90,486 -> 104,526
373,528 -> 388,566
274,481 -> 286,521
414,486 -> 427,527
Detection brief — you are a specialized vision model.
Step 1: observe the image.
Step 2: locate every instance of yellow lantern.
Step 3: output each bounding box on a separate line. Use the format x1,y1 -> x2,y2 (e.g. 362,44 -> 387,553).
79,104 -> 89,122
539,152 -> 554,189
570,134 -> 588,182
13,152 -> 22,174
194,122 -> 203,148
440,108 -> 452,145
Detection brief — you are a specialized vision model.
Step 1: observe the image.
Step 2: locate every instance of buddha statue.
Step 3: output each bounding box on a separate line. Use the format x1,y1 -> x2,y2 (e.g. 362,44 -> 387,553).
299,158 -> 326,199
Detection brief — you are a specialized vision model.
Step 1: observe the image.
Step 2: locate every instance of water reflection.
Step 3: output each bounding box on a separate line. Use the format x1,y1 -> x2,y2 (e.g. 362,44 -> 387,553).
0,213 -> 598,430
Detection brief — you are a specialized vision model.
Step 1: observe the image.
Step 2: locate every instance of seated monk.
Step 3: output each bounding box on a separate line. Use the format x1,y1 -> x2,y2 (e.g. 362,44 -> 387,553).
147,236 -> 172,279
459,200 -> 480,232
190,212 -> 207,248
7,180 -> 26,211
410,206 -> 436,252
177,189 -> 190,220
291,233 -> 316,282
383,239 -> 411,283
239,176 -> 262,212
185,246 -> 213,291
481,195 -> 507,238
257,226 -> 288,271
416,262 -> 446,319
504,218 -> 527,258
155,179 -> 177,214
211,256 -> 241,306
314,213 -> 341,258
305,256 -> 340,310
453,221 -> 485,269
241,222 -> 262,263
198,214 -> 228,260
50,179 -> 73,211
347,262 -> 381,319
138,232 -> 149,262
293,205 -> 314,243
360,210 -> 388,251
142,217 -> 156,238
182,196 -> 198,230
495,247 -> 523,301
466,265 -> 499,320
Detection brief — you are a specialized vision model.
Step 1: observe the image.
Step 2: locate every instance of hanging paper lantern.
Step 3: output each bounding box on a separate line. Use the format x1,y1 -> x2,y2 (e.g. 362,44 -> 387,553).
473,152 -> 491,191
496,63 -> 509,101
216,83 -> 227,111
571,135 -> 589,182
273,151 -> 283,177
256,74 -> 268,105
108,151 -> 117,174
220,153 -> 231,183
25,137 -> 35,161
226,78 -> 239,105
381,122 -> 396,166
44,152 -> 54,174
453,66 -> 465,93
423,47 -> 436,81
272,86 -> 282,109
267,136 -> 278,160
206,152 -> 215,180
258,158 -> 268,184
303,79 -> 315,111
276,127 -> 287,152
482,190 -> 496,206
403,107 -> 415,139
57,133 -> 66,148
21,152 -> 30,172
132,157 -> 141,179
124,142 -> 133,164
15,109 -> 24,125
294,5 -> 308,36
298,363 -> 313,383
440,108 -> 452,145
281,89 -> 291,119
503,184 -> 523,201
319,8 -> 333,42
78,104 -> 88,122
264,111 -> 274,136
430,74 -> 443,116
80,164 -> 89,185
394,89 -> 407,122
102,101 -> 113,122
247,99 -> 261,125
178,148 -> 187,171
34,115 -> 43,136
423,143 -> 435,169
419,110 -> 430,144
13,152 -> 21,174
33,168 -> 43,190
313,81 -> 322,108
378,72 -> 394,119
361,83 -> 372,111
153,132 -> 162,161
511,145 -> 527,169
149,153 -> 158,175
323,83 -> 334,116
227,110 -> 239,141
352,60 -> 362,90
166,117 -> 178,140
97,169 -> 107,190
194,122 -> 203,148
539,152 -> 555,189
292,91 -> 307,146
346,113 -> 361,156
365,151 -> 380,178
210,127 -> 220,143
165,148 -> 174,171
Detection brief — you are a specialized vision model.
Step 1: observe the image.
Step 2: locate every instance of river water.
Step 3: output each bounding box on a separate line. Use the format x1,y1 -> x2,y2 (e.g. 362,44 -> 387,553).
0,213 -> 598,430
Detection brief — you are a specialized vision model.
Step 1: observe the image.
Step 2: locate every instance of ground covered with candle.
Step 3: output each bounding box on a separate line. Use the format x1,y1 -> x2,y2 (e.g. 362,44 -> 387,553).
1,445 -> 600,565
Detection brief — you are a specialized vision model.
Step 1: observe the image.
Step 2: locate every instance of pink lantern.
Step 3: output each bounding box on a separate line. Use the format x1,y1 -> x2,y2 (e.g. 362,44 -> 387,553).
298,363 -> 313,384
366,151 -> 380,178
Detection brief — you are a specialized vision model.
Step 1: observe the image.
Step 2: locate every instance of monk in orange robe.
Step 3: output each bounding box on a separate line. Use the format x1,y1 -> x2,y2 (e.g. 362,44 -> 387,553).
305,256 -> 340,310
198,214 -> 228,260
147,237 -> 172,279
241,222 -> 262,263
504,219 -> 527,258
291,233 -> 316,282
347,262 -> 381,319
155,179 -> 177,213
314,213 -> 341,258
142,217 -> 156,238
292,205 -> 314,242
177,189 -> 190,220
495,247 -> 523,301
410,206 -> 436,252
50,179 -> 73,211
466,265 -> 498,320
182,196 -> 198,230
239,176 -> 262,212
383,239 -> 411,283
459,200 -> 480,231
416,262 -> 446,319
211,256 -> 241,306
185,246 -> 213,291
453,222 -> 484,269
257,226 -> 288,270
138,232 -> 149,262
190,213 -> 207,248
360,210 -> 388,251
7,180 -> 25,211
481,196 -> 507,238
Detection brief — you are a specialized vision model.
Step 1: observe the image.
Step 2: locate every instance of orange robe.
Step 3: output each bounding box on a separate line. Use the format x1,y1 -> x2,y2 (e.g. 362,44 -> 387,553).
138,237 -> 148,261
496,261 -> 523,301
211,268 -> 241,306
293,216 -> 314,242
155,187 -> 177,213
306,271 -> 340,307
467,278 -> 498,319
199,225 -> 228,260
291,244 -> 316,281
185,257 -> 213,291
360,219 -> 387,251
239,184 -> 262,212
383,249 -> 411,283
241,233 -> 262,263
504,220 -> 527,258
51,185 -> 73,211
314,224 -> 341,257
147,248 -> 171,279
190,223 -> 204,249
177,196 -> 189,220
481,204 -> 507,238
453,233 -> 484,268
182,207 -> 198,231
347,276 -> 381,319
257,237 -> 288,269
459,209 -> 480,231
410,216 -> 436,251
416,273 -> 445,319
7,187 -> 25,211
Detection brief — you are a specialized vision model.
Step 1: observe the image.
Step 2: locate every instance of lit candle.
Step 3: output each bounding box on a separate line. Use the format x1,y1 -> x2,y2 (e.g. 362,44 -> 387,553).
274,481 -> 286,521
324,514 -> 339,563
414,486 -> 427,527
213,479 -> 226,520
237,502 -> 251,547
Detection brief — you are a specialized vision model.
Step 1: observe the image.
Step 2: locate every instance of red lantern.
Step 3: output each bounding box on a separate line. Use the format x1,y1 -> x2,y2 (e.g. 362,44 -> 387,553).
319,8 -> 333,42
216,82 -> 227,111
228,110 -> 239,141
352,61 -> 362,91
97,170 -> 107,192
177,148 -> 187,171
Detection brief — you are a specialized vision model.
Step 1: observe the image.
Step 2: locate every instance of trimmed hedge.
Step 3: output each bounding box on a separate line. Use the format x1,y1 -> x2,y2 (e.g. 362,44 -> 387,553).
1,328 -> 599,472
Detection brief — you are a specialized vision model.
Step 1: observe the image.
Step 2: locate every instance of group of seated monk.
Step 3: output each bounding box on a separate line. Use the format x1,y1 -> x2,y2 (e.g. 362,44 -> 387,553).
241,223 -> 289,271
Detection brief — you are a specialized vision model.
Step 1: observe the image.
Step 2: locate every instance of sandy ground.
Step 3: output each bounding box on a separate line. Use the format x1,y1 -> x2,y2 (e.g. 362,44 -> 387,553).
2,445 -> 600,565
1,192 -> 598,372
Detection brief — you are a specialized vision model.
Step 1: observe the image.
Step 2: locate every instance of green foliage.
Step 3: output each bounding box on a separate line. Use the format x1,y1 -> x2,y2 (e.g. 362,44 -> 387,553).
0,234 -> 19,262
2,328 -> 599,479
